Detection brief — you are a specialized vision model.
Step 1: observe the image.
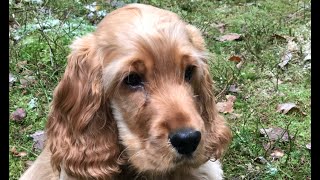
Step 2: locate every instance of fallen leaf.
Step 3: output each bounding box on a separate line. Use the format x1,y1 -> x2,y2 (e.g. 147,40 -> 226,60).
271,34 -> 287,41
228,55 -> 242,63
276,102 -> 296,114
278,38 -> 299,69
216,95 -> 236,114
10,146 -> 17,154
17,60 -> 27,70
260,127 -> 293,142
276,102 -> 306,115
271,34 -> 295,42
20,75 -> 36,88
11,108 -> 27,122
226,95 -> 236,103
30,130 -> 46,150
10,147 -> 28,157
236,60 -> 244,69
270,149 -> 284,159
262,141 -> 274,151
287,40 -> 298,52
278,51 -> 292,69
216,101 -> 233,114
228,84 -> 240,93
306,143 -> 311,150
217,33 -> 242,42
17,151 -> 28,157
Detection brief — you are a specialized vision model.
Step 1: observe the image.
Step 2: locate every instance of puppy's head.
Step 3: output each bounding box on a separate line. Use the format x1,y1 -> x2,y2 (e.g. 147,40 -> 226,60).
46,4 -> 231,179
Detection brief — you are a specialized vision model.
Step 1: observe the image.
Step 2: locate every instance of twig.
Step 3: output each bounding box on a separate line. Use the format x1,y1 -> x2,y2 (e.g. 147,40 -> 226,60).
19,146 -> 39,157
216,76 -> 233,100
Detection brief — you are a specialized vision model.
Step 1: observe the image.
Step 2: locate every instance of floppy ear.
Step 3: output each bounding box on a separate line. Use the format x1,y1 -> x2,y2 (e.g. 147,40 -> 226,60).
186,24 -> 232,159
45,34 -> 122,179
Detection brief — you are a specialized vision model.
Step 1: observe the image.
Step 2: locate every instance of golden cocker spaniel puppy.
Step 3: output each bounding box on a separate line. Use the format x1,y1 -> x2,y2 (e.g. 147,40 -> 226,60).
20,3 -> 232,180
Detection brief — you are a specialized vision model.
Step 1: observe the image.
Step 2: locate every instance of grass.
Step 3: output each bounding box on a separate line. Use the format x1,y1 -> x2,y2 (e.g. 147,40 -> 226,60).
9,0 -> 310,179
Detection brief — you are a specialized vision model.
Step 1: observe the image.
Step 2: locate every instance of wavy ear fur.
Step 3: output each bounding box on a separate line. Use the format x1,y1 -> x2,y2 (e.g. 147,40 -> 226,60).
46,34 -> 122,179
186,24 -> 232,159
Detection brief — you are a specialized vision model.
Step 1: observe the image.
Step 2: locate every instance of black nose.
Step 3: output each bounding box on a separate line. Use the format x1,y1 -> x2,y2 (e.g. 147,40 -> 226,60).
169,128 -> 201,155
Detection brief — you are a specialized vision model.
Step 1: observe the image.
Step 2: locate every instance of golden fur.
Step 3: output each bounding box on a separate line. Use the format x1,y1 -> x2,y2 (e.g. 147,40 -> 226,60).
20,3 -> 232,180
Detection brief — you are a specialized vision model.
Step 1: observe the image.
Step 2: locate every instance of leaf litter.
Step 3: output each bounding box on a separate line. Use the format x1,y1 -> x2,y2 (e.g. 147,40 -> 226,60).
270,149 -> 284,160
276,102 -> 306,115
259,127 -> 293,142
11,108 -> 27,122
30,130 -> 46,150
216,95 -> 236,114
228,84 -> 240,93
10,146 -> 27,157
216,33 -> 242,42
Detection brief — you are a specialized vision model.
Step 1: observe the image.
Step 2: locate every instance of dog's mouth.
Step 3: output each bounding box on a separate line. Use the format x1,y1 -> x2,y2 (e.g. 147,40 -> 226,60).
173,154 -> 195,165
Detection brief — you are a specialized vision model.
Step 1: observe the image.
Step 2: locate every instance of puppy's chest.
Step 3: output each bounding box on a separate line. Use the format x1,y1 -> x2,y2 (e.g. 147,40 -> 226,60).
115,168 -> 210,180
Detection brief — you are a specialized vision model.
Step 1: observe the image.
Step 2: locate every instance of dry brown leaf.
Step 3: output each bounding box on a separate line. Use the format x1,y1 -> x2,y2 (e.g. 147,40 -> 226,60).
17,151 -> 28,157
278,51 -> 292,69
216,101 -> 234,114
10,146 -> 17,154
17,60 -> 27,70
287,40 -> 298,52
260,127 -> 293,142
228,84 -> 240,93
11,108 -> 27,122
276,102 -> 296,114
216,95 -> 236,114
270,149 -> 284,159
10,147 -> 28,157
228,55 -> 242,63
226,95 -> 236,103
236,60 -> 245,69
217,33 -> 242,42
271,34 -> 287,41
30,130 -> 46,150
271,34 -> 295,42
276,102 -> 306,115
262,141 -> 274,151
20,75 -> 36,88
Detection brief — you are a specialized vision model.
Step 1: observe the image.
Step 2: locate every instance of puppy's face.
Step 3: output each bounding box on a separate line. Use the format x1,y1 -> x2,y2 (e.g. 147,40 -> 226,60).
92,4 -> 230,174
109,46 -> 207,172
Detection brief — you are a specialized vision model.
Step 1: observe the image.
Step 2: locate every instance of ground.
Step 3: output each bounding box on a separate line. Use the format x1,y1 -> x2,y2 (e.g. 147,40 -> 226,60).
9,0 -> 310,179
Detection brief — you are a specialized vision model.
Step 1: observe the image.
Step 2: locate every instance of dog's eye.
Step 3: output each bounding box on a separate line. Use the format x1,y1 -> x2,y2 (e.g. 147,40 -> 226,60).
124,73 -> 144,88
184,65 -> 195,82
